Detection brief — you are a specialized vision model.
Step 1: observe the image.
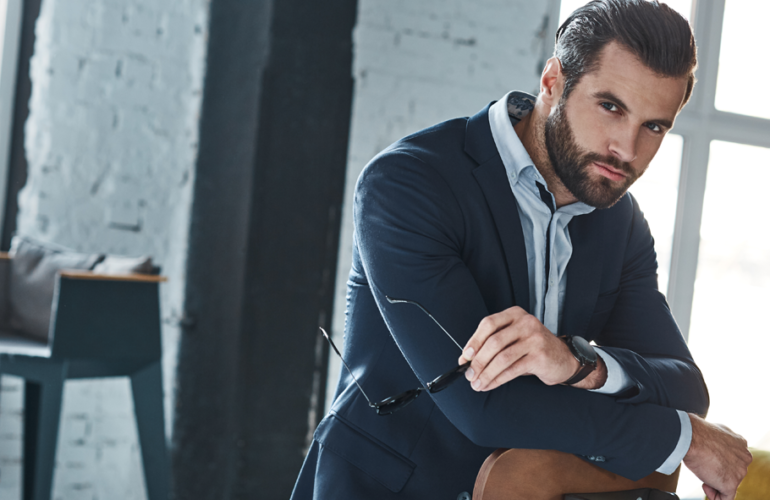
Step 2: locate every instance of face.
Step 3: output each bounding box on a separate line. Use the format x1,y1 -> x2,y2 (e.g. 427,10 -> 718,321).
542,42 -> 689,209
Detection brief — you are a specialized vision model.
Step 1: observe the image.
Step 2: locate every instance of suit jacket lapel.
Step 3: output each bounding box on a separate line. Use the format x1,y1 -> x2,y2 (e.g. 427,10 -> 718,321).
561,211 -> 605,337
466,104 -> 530,313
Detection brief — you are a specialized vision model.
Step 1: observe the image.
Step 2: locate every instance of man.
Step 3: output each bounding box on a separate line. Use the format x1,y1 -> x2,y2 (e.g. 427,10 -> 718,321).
292,1 -> 751,499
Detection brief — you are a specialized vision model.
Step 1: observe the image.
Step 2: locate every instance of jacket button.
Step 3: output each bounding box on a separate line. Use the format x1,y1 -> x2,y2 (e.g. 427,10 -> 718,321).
457,492 -> 471,500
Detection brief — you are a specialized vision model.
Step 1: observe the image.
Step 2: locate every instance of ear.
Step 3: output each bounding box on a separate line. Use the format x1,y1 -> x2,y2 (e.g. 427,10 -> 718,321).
540,56 -> 565,108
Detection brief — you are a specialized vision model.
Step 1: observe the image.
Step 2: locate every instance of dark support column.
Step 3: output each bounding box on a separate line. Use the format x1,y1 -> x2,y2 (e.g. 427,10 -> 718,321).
174,0 -> 357,498
233,0 -> 357,495
1,0 -> 42,249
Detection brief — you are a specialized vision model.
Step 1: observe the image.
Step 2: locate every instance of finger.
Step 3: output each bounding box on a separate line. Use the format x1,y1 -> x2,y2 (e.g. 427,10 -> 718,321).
461,307 -> 527,362
479,354 -> 532,391
467,319 -> 532,383
703,484 -> 717,500
472,342 -> 530,391
465,326 -> 520,384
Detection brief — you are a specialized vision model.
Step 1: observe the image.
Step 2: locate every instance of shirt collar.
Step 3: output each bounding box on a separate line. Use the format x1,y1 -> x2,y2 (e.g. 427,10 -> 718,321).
489,91 -> 538,180
488,91 -> 594,216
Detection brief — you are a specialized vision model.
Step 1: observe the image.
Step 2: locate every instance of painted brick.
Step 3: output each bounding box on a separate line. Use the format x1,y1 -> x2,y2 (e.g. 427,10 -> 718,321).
0,0 -> 209,497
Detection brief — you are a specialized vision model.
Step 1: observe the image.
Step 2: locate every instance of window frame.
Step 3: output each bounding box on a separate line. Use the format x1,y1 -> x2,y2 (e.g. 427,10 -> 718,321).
665,0 -> 770,339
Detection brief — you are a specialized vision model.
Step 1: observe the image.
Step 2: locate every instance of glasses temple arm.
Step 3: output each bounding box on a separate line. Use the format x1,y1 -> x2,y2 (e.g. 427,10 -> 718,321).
319,327 -> 375,406
384,296 -> 463,351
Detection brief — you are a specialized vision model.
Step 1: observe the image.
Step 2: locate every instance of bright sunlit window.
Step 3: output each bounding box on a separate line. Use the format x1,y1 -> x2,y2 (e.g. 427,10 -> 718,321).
689,140 -> 770,448
714,0 -> 770,119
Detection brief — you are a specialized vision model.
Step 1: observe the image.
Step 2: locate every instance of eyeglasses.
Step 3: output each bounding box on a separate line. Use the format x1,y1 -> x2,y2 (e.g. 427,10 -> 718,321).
321,296 -> 469,416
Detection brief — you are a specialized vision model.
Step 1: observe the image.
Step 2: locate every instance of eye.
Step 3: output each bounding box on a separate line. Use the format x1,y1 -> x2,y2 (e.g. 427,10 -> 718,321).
600,102 -> 619,112
645,122 -> 662,133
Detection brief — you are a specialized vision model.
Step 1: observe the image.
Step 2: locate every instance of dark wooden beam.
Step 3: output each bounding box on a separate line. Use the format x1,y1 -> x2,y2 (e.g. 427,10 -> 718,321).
174,0 -> 356,498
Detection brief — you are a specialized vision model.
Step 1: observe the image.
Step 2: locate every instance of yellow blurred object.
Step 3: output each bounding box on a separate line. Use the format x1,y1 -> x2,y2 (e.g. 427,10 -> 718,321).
734,448 -> 770,500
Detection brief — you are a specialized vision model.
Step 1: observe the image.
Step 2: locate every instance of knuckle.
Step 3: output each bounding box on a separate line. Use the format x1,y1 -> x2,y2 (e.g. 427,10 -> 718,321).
499,349 -> 514,366
487,335 -> 503,351
479,316 -> 495,332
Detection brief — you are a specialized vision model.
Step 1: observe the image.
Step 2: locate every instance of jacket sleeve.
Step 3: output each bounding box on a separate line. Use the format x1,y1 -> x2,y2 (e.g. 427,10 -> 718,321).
596,194 -> 709,416
354,150 -> 686,480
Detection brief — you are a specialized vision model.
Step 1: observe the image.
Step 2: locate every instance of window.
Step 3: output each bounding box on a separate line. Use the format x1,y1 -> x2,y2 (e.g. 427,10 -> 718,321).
558,1 -> 770,497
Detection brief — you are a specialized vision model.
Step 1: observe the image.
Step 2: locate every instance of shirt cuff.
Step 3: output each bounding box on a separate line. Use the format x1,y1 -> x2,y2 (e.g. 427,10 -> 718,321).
589,348 -> 634,395
656,410 -> 692,475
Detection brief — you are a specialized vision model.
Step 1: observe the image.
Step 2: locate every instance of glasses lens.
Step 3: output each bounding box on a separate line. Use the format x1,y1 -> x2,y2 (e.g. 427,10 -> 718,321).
427,362 -> 470,393
373,389 -> 422,416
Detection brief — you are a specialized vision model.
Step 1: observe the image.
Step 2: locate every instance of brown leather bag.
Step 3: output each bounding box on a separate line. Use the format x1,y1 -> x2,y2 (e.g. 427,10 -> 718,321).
473,449 -> 680,500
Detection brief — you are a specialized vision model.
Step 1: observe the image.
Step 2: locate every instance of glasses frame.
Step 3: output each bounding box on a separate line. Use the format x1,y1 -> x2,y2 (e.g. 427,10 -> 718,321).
321,296 -> 469,416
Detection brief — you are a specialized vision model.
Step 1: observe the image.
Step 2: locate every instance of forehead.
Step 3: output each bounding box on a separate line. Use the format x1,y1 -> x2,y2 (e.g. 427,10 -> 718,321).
572,41 -> 689,120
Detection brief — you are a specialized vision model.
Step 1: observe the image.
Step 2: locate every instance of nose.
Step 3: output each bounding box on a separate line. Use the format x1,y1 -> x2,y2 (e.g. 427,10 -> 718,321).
608,126 -> 638,163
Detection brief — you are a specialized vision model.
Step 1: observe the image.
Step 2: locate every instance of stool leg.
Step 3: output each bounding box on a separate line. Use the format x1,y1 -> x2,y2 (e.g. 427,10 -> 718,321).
23,373 -> 65,500
131,361 -> 169,500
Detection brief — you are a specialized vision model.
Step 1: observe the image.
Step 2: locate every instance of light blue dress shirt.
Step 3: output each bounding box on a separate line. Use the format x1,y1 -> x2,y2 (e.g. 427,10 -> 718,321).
488,91 -> 691,474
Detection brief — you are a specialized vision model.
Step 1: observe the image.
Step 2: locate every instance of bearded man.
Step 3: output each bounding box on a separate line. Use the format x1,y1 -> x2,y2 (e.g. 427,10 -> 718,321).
291,1 -> 751,499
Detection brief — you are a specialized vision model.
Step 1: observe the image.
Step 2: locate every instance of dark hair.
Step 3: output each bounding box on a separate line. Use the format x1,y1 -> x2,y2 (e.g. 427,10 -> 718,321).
555,0 -> 697,107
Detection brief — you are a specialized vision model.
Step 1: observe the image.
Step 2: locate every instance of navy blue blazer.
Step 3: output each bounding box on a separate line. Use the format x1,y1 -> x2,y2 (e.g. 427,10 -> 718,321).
292,104 -> 709,499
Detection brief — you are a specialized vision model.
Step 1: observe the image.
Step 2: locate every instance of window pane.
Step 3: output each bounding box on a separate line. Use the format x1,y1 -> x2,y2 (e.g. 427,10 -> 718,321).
628,134 -> 683,296
559,0 -> 692,25
715,1 -> 770,119
681,140 -> 770,496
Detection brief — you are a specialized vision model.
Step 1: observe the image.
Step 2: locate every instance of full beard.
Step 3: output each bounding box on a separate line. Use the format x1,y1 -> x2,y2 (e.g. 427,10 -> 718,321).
543,99 -> 639,209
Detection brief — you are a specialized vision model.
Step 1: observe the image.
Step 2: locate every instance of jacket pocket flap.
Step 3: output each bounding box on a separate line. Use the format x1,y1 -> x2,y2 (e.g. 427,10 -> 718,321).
315,414 -> 416,492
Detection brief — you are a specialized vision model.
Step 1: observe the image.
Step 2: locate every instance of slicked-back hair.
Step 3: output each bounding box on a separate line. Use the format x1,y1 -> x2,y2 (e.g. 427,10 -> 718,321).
555,0 -> 697,107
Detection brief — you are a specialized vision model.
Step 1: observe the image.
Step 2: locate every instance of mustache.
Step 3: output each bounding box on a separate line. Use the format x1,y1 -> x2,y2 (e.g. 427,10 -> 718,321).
582,152 -> 633,177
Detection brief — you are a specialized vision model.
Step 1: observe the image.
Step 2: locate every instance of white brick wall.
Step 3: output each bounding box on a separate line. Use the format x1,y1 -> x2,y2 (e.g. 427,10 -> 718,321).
0,0 -> 209,498
326,0 -> 561,411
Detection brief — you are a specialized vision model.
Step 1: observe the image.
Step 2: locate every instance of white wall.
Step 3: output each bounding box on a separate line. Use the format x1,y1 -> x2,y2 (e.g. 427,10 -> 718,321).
0,0 -> 208,498
326,0 -> 561,412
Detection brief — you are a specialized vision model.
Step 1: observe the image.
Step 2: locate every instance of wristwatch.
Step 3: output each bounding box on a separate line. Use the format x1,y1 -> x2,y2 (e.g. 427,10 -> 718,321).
559,335 -> 598,385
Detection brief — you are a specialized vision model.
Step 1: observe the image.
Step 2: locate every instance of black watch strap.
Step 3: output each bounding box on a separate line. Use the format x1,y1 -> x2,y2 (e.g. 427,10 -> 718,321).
560,335 -> 598,385
562,362 -> 595,385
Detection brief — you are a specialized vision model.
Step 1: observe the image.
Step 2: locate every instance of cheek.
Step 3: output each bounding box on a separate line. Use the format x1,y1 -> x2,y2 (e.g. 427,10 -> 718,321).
637,136 -> 663,166
566,106 -> 615,154
574,120 -> 612,154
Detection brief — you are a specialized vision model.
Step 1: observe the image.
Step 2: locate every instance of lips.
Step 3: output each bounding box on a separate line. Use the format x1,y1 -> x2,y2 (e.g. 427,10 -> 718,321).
592,161 -> 626,181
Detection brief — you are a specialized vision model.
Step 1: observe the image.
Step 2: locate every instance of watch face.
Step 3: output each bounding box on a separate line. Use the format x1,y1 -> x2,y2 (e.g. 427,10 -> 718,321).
570,336 -> 597,363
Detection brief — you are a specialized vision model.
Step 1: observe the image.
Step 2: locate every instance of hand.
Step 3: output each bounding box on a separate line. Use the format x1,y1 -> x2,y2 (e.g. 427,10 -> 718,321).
684,414 -> 752,500
458,306 -> 605,391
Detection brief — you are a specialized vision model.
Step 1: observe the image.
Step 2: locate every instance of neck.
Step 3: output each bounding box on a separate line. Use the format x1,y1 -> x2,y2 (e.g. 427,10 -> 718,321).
513,102 -> 578,209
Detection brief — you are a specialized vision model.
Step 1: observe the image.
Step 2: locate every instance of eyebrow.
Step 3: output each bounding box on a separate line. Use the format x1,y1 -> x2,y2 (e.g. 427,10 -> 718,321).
592,90 -> 674,130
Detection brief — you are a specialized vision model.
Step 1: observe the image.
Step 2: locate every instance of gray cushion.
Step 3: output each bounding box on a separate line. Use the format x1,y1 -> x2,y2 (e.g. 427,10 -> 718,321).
8,236 -> 103,341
